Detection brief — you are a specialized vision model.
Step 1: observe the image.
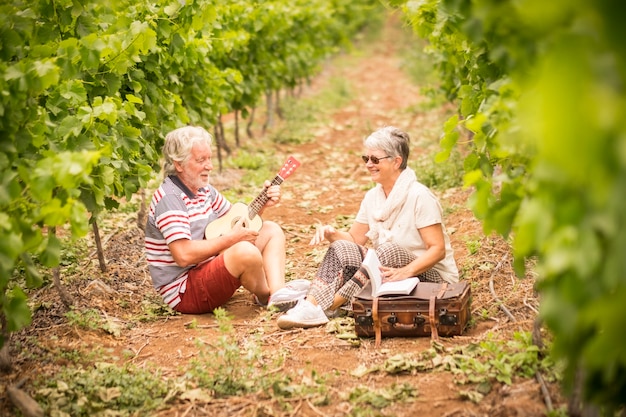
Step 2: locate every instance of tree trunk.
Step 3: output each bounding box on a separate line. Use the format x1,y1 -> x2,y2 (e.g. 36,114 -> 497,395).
568,365 -> 601,417
0,315 -> 11,371
214,124 -> 223,172
263,90 -> 274,134
136,188 -> 147,231
246,107 -> 256,140
275,90 -> 283,120
53,266 -> 74,309
217,116 -> 230,154
92,221 -> 107,272
7,379 -> 44,417
234,110 -> 240,147
51,226 -> 74,308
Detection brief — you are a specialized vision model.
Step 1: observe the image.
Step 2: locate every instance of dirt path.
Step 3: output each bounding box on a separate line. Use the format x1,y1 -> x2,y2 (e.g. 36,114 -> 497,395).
2,17 -> 563,417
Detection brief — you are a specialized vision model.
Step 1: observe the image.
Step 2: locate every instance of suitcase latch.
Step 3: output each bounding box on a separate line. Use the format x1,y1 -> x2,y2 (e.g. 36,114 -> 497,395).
356,308 -> 374,326
439,308 -> 458,326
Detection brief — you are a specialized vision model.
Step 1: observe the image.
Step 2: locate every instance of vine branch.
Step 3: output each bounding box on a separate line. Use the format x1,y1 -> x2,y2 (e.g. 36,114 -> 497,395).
488,253 -> 516,322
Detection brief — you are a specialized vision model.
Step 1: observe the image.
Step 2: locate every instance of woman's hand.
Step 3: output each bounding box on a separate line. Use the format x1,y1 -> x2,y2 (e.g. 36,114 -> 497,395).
309,224 -> 337,245
379,265 -> 414,283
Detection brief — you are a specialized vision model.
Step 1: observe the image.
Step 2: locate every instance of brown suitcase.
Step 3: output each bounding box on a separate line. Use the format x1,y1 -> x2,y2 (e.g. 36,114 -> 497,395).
352,281 -> 471,347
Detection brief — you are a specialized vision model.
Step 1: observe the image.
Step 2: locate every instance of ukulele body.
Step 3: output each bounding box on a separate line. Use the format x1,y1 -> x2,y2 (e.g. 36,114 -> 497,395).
205,202 -> 263,240
203,155 -> 300,240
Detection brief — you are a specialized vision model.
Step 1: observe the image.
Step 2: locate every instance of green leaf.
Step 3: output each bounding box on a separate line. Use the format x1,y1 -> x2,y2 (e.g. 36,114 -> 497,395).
20,253 -> 43,289
39,198 -> 70,226
0,170 -> 20,206
4,287 -> 32,332
93,98 -> 118,124
39,232 -> 61,268
164,1 -> 183,17
60,79 -> 87,103
69,200 -> 90,237
0,227 -> 23,277
463,169 -> 483,187
57,115 -> 84,139
79,34 -> 105,70
32,58 -> 60,89
125,94 -> 143,104
4,64 -> 25,82
436,129 -> 459,162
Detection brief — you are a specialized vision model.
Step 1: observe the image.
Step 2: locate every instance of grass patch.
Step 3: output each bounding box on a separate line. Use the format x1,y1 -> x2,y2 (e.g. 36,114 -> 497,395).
397,27 -> 449,111
187,308 -> 331,407
269,75 -> 354,146
36,363 -> 174,416
352,330 -> 561,403
188,307 -> 272,397
347,382 -> 418,413
65,308 -> 123,337
412,147 -> 465,190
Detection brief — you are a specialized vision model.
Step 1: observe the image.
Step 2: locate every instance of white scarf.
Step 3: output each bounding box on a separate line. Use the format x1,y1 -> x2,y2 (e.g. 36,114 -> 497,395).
366,168 -> 417,246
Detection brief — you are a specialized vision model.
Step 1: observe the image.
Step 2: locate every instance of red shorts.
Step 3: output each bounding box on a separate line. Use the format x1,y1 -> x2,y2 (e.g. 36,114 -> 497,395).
175,254 -> 240,314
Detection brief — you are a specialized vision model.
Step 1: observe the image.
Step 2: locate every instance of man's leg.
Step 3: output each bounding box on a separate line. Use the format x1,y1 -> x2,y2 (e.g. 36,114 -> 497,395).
222,241 -> 270,304
255,220 -> 286,294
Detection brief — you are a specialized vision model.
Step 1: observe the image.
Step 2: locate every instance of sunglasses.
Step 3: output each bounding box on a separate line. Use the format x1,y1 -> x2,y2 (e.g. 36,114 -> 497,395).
361,155 -> 393,164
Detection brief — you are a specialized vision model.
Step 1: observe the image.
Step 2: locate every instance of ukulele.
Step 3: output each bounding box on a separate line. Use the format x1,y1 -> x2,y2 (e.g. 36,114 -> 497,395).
204,156 -> 301,240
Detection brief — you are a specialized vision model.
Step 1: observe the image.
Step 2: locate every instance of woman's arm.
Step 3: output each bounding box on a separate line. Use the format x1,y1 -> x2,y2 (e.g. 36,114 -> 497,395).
309,221 -> 369,246
382,223 -> 446,282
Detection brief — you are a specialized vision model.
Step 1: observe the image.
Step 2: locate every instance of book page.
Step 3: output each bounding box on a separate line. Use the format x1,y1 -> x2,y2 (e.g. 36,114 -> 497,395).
377,277 -> 420,296
362,249 -> 419,297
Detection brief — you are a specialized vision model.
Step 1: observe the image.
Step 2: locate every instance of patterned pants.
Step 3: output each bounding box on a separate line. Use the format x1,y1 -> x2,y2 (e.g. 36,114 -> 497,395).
309,240 -> 442,310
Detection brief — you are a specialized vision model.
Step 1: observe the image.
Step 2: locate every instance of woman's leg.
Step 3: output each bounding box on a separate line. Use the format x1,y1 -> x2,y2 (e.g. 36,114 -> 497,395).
376,242 -> 443,283
327,242 -> 443,312
307,240 -> 366,310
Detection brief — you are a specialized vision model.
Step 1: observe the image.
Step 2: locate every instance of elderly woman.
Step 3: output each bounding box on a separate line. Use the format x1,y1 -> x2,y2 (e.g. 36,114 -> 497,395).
145,126 -> 308,315
277,126 -> 459,329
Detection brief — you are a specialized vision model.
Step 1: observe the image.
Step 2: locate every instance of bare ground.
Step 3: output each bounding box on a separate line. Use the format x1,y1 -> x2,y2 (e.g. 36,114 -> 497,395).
1,17 -> 565,417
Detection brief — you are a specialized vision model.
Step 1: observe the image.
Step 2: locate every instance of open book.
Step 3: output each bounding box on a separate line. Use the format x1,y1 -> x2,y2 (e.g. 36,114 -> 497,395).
361,249 -> 420,297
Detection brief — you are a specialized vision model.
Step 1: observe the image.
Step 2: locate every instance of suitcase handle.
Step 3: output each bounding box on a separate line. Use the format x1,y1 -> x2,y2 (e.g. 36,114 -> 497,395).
384,314 -> 426,328
391,323 -> 418,331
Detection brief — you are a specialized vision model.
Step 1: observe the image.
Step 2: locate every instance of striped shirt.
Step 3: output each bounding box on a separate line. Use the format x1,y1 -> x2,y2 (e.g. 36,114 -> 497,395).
145,175 -> 231,308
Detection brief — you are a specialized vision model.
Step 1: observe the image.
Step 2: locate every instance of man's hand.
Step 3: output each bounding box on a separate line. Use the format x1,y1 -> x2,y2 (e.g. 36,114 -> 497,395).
263,180 -> 281,208
229,216 -> 260,244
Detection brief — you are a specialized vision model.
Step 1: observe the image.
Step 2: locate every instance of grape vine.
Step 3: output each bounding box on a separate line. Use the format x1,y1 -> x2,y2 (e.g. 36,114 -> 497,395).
0,0 -> 378,351
393,0 -> 626,412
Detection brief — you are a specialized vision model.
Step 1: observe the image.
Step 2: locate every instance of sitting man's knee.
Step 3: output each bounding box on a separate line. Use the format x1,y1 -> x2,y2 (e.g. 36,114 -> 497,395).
229,241 -> 262,260
262,220 -> 283,235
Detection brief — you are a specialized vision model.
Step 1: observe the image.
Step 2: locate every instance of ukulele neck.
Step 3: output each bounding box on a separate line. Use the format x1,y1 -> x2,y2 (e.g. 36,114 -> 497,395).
248,175 -> 284,219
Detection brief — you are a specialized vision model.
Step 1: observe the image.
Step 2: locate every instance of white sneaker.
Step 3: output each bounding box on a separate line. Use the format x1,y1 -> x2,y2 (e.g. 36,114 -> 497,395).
268,279 -> 311,311
276,299 -> 329,330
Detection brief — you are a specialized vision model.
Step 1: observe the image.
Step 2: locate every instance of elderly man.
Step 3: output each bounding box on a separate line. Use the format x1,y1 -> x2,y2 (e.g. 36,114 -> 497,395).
145,125 -> 307,314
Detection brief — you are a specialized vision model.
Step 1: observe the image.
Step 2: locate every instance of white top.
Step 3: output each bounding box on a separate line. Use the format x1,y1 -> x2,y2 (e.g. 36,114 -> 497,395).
355,180 -> 459,283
